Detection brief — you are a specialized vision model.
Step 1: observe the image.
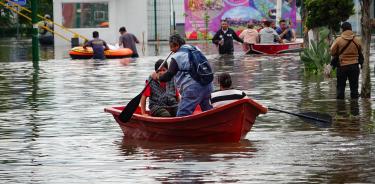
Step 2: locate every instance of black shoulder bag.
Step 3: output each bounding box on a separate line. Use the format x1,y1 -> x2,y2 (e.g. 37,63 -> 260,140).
330,39 -> 353,69
352,41 -> 364,68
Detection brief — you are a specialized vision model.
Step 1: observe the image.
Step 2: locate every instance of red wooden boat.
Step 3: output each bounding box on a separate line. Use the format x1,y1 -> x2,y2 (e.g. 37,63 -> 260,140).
104,98 -> 267,143
247,41 -> 304,54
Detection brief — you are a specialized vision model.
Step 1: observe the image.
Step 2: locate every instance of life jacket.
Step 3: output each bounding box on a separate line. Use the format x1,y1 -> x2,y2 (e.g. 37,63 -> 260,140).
172,44 -> 198,93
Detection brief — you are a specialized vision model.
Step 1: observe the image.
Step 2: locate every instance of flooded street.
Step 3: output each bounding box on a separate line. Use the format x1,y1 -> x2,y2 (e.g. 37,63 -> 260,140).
0,37 -> 374,183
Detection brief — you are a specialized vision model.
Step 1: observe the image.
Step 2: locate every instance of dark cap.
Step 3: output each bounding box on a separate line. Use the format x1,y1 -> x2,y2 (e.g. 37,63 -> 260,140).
341,22 -> 352,31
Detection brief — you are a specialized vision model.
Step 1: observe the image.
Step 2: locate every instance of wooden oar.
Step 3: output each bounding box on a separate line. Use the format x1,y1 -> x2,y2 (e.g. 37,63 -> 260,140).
118,51 -> 174,122
268,107 -> 332,127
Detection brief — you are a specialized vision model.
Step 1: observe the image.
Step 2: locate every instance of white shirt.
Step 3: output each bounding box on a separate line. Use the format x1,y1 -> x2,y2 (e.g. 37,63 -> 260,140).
259,27 -> 279,43
211,89 -> 247,108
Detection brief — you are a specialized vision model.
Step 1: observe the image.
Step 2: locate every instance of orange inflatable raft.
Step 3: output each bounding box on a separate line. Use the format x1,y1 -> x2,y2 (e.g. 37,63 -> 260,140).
69,46 -> 133,59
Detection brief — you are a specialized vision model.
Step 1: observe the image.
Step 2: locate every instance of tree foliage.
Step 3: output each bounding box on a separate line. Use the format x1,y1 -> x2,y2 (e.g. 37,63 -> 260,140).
0,5 -> 14,27
18,0 -> 53,25
0,0 -> 53,26
296,0 -> 302,7
359,0 -> 372,98
300,27 -> 331,73
305,0 -> 355,31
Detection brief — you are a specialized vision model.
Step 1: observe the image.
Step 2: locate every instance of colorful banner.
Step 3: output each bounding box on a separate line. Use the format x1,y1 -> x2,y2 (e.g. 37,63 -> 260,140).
184,0 -> 297,40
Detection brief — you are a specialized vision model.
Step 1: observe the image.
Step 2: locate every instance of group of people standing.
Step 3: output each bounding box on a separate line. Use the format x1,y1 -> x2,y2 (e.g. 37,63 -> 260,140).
211,19 -> 362,100
83,26 -> 140,60
212,19 -> 297,54
83,19 -> 297,59
83,20 -> 361,109
141,34 -> 247,117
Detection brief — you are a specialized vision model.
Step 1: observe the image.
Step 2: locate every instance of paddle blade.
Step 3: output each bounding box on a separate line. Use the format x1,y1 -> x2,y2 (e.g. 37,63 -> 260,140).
118,93 -> 143,122
268,108 -> 332,128
299,112 -> 333,128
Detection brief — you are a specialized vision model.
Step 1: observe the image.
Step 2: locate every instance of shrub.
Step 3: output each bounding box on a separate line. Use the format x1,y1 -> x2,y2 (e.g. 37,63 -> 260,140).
300,27 -> 331,74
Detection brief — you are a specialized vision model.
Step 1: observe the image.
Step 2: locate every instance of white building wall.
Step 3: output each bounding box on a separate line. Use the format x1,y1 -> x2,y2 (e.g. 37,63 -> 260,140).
116,0 -> 148,44
174,0 -> 185,24
53,0 -> 147,46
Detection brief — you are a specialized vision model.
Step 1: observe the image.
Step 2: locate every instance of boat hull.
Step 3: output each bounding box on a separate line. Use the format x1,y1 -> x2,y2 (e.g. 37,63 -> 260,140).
247,42 -> 303,55
105,99 -> 267,143
69,46 -> 133,59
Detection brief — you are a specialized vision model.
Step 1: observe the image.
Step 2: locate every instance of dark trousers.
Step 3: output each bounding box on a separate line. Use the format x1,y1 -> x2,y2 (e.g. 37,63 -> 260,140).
151,107 -> 177,117
131,53 -> 139,58
336,64 -> 360,99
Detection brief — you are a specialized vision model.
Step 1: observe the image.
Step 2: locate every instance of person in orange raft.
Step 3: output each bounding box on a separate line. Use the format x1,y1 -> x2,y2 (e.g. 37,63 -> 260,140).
83,31 -> 109,60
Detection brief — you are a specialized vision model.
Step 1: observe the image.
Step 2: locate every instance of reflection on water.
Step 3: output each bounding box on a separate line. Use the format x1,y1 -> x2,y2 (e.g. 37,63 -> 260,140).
119,138 -> 257,161
0,37 -> 374,183
118,139 -> 257,183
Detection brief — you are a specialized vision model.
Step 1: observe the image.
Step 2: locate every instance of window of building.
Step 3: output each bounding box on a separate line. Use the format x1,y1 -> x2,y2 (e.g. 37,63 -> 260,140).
62,3 -> 109,28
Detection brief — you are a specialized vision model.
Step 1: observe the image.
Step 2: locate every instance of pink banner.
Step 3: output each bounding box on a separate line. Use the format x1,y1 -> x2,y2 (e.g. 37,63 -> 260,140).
184,0 -> 296,40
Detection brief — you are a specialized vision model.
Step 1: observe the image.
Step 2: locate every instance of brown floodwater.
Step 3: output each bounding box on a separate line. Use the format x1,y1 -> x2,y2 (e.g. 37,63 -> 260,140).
0,37 -> 374,183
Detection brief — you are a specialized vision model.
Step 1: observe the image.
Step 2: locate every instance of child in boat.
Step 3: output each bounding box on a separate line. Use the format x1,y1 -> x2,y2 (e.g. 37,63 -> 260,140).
140,59 -> 180,117
258,20 -> 281,44
83,31 -> 109,60
239,22 -> 259,52
210,72 -> 247,108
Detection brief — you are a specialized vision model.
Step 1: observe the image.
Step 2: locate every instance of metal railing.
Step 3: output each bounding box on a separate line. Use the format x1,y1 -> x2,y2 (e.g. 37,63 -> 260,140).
1,0 -> 89,43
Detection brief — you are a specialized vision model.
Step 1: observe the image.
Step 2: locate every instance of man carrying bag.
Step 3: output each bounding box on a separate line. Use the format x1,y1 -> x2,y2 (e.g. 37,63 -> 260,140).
325,22 -> 363,99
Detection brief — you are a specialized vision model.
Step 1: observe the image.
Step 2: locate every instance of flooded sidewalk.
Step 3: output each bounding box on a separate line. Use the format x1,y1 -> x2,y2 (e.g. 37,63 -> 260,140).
0,37 -> 374,183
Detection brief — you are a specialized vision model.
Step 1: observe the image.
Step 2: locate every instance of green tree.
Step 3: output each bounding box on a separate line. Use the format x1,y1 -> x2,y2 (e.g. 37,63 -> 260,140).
0,4 -> 14,27
18,0 -> 53,25
301,0 -> 355,74
359,0 -> 373,98
305,0 -> 354,32
296,0 -> 308,48
0,0 -> 53,36
300,27 -> 331,73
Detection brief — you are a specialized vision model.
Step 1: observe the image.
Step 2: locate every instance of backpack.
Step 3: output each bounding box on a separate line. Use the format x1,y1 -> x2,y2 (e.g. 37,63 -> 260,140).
179,46 -> 214,85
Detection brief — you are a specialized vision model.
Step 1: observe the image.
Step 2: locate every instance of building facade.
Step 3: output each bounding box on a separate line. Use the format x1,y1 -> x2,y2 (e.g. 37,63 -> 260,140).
53,0 -> 148,46
52,0 -> 373,46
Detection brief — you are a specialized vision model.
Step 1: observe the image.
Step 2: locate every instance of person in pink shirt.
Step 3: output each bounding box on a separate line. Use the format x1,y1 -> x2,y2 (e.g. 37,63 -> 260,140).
239,22 -> 259,52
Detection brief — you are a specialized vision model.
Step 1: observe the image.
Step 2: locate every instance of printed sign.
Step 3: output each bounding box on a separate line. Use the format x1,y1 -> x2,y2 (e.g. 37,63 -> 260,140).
184,0 -> 297,40
10,0 -> 27,6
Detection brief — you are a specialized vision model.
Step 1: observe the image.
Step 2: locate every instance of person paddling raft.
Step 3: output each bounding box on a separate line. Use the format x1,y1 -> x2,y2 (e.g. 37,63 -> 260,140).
119,27 -> 140,58
83,31 -> 110,60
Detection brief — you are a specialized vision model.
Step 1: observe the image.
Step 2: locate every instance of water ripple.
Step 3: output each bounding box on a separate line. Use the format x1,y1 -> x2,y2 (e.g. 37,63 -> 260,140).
0,39 -> 374,183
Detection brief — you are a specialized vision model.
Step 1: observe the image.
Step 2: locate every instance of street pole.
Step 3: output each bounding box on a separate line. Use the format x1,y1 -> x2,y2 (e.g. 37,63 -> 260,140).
173,5 -> 176,32
171,0 -> 176,33
173,11 -> 176,32
16,6 -> 20,39
169,0 -> 172,33
154,0 -> 157,40
276,0 -> 282,26
31,0 -> 39,69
